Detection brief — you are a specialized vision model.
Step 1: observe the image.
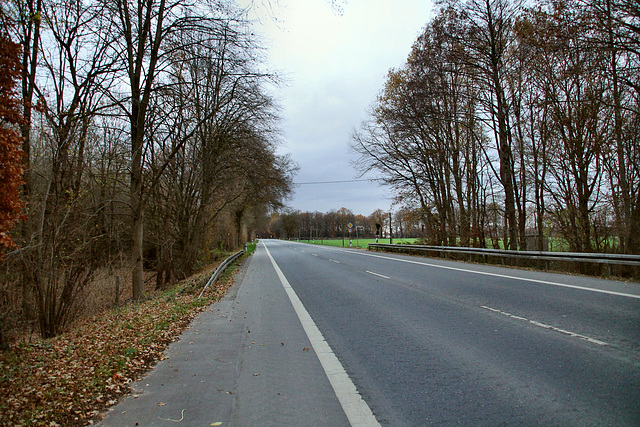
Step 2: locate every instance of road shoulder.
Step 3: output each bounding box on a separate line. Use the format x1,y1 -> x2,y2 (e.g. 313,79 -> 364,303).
101,245 -> 350,426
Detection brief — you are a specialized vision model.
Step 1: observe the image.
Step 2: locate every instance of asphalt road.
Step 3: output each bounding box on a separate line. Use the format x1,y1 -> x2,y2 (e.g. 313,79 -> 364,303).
103,239 -> 640,426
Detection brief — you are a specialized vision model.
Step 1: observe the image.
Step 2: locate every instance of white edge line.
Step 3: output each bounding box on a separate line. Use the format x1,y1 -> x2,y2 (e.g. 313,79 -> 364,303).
262,242 -> 380,426
336,248 -> 640,300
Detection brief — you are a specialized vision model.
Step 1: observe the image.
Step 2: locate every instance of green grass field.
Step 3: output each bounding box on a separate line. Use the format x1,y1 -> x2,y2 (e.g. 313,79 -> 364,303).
296,238 -> 418,249
294,236 -> 603,252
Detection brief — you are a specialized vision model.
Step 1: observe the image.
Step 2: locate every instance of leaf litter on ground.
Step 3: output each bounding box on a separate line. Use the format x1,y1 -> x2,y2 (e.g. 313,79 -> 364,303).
0,256 -> 242,426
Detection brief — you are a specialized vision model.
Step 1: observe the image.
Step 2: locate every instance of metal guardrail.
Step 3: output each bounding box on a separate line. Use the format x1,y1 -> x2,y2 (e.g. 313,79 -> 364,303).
198,249 -> 245,298
368,243 -> 640,267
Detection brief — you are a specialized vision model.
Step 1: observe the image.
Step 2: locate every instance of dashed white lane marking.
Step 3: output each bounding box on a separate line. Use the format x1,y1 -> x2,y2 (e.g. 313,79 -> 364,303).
330,260 -> 340,264
312,253 -> 318,257
366,271 -> 390,279
262,242 -> 380,426
338,248 -> 640,300
481,305 -> 608,346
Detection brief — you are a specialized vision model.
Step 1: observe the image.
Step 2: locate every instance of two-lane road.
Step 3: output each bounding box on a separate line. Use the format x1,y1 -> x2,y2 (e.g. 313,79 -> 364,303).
265,239 -> 640,425
103,239 -> 640,426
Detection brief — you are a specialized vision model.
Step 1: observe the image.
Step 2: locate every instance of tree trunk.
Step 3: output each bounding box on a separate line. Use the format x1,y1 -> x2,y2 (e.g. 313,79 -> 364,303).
19,0 -> 41,210
485,0 -> 518,250
497,122 -> 518,250
607,0 -> 630,253
627,192 -> 640,255
130,104 -> 145,300
131,202 -> 144,300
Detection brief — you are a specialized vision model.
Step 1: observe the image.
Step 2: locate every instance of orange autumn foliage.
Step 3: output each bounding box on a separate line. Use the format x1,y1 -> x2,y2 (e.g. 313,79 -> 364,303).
0,30 -> 25,254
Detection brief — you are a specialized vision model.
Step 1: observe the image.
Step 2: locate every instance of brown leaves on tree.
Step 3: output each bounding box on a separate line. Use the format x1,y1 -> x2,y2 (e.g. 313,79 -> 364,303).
0,24 -> 25,255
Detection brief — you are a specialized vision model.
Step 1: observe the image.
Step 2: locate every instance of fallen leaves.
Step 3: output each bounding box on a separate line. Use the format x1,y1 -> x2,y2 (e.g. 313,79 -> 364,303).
0,259 -> 240,426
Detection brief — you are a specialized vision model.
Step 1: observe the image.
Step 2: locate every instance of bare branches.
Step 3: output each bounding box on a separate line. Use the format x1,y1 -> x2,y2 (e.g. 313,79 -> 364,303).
353,0 -> 640,255
1,0 -> 292,339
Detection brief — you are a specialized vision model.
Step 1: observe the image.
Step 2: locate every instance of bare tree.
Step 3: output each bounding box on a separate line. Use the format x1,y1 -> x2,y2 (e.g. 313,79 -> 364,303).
444,0 -> 522,249
352,8 -> 487,246
583,0 -> 640,253
11,0 -> 118,338
103,0 -> 250,299
519,1 -> 612,253
142,20 -> 292,286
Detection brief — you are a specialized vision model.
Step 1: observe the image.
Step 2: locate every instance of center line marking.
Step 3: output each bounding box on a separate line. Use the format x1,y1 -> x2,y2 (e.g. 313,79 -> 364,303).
366,271 -> 390,279
480,305 -> 608,346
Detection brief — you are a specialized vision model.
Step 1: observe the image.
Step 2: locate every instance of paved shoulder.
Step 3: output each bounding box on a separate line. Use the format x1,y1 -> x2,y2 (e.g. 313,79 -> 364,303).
101,246 -> 350,426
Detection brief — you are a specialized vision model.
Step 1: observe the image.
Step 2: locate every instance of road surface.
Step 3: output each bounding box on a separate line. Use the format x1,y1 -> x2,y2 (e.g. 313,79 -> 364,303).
102,239 -> 640,426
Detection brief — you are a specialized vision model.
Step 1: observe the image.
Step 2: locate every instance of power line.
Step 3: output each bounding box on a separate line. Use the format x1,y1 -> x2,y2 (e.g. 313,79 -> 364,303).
295,179 -> 374,185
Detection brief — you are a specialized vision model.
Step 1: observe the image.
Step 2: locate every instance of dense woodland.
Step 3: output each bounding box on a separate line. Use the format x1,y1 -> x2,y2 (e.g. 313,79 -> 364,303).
351,0 -> 640,254
0,0 -> 294,343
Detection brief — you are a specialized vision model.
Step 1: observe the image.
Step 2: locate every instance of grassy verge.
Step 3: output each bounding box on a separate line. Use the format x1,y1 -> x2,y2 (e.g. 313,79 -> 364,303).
297,238 -> 418,249
0,253 -> 247,426
245,240 -> 257,255
297,237 -> 592,253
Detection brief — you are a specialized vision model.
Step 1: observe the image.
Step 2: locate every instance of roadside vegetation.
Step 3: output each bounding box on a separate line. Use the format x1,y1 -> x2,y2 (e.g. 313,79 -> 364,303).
0,1 -> 293,347
265,0 -> 640,276
245,241 -> 258,255
0,254 -> 245,426
297,237 -> 596,252
270,208 -> 597,254
298,238 -> 418,249
1,1 -> 638,418
349,0 -> 640,256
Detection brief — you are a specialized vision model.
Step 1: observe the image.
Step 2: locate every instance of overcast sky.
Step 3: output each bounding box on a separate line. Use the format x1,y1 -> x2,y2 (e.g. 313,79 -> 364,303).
243,0 -> 434,215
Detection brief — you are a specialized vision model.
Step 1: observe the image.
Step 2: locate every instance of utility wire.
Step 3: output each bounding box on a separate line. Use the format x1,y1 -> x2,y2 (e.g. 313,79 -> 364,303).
295,179 -> 374,185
